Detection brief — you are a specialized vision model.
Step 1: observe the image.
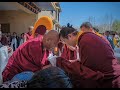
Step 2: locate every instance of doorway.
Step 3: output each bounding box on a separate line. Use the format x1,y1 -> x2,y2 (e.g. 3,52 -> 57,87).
1,23 -> 10,33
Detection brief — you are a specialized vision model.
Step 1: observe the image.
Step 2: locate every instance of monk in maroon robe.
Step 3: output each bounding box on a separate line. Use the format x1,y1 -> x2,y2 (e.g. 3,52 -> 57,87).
57,41 -> 77,61
48,23 -> 120,88
2,30 -> 59,82
61,44 -> 77,60
24,26 -> 34,42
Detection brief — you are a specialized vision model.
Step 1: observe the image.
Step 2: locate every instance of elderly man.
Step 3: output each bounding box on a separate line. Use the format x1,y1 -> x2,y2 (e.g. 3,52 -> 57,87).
24,26 -> 34,42
48,22 -> 120,88
2,30 -> 59,82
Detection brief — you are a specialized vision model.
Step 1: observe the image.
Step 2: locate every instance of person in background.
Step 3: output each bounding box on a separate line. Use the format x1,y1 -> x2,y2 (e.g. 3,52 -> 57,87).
93,27 -> 110,44
0,31 -> 12,53
93,27 -> 102,37
105,31 -> 115,49
10,32 -> 18,51
0,29 -> 2,48
6,33 -> 12,47
24,26 -> 34,42
114,32 -> 120,48
0,32 -> 13,85
111,33 -> 117,47
19,33 -> 24,46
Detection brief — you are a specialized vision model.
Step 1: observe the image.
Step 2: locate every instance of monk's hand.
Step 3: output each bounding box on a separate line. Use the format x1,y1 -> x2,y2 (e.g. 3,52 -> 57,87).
48,53 -> 58,67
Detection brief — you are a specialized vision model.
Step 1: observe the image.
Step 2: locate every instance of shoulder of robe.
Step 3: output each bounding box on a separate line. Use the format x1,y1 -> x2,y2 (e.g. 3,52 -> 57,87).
18,37 -> 42,53
77,32 -> 93,46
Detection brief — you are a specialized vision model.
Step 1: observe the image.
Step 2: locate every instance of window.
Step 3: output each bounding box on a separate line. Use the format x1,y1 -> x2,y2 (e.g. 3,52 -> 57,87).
1,24 -> 10,33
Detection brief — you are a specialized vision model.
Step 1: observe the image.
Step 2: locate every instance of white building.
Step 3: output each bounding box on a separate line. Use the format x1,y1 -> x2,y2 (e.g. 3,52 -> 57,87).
0,2 -> 61,35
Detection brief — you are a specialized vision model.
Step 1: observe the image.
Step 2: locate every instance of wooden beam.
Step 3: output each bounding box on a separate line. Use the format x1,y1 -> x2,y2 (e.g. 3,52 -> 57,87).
18,2 -> 41,14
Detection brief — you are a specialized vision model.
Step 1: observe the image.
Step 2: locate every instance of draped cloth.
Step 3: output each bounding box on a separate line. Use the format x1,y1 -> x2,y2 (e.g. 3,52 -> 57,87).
0,46 -> 9,84
61,44 -> 77,60
56,32 -> 120,88
2,36 -> 50,82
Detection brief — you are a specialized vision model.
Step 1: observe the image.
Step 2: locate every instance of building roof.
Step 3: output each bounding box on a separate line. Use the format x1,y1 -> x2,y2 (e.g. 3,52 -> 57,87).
18,2 -> 41,14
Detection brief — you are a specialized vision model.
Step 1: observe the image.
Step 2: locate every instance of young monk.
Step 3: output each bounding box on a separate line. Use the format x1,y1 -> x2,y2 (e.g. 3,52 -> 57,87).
48,22 -> 120,88
2,30 -> 59,82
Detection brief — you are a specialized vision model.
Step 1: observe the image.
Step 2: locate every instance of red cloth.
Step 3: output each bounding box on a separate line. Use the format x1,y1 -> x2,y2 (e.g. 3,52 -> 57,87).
2,36 -> 50,82
61,44 -> 77,60
24,33 -> 33,41
58,42 -> 64,52
57,32 -> 120,88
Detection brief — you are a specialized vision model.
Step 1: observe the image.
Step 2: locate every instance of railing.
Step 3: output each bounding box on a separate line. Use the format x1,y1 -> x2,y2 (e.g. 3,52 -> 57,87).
18,2 -> 41,14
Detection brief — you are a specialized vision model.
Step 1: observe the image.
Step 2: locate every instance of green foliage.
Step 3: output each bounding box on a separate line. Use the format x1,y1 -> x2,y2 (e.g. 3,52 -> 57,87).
112,20 -> 120,32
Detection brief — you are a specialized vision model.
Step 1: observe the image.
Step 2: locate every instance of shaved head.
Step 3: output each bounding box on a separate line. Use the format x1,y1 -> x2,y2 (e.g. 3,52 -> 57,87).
45,30 -> 59,38
43,30 -> 59,50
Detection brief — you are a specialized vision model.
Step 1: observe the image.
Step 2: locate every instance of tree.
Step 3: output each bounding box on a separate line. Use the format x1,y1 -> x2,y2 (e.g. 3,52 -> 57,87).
112,20 -> 120,32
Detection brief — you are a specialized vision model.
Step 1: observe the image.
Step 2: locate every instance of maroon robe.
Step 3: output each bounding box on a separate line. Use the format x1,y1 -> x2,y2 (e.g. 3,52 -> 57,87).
24,32 -> 33,41
57,32 -> 120,88
61,44 -> 77,60
2,35 -> 50,82
58,42 -> 64,53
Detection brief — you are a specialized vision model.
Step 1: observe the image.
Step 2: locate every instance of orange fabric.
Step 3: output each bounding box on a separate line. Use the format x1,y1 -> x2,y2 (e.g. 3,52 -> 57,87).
95,32 -> 102,37
76,30 -> 84,45
32,16 -> 53,37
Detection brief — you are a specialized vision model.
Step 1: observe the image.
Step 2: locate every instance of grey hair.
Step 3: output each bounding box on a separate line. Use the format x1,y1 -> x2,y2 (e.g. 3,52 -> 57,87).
80,22 -> 93,29
29,26 -> 34,29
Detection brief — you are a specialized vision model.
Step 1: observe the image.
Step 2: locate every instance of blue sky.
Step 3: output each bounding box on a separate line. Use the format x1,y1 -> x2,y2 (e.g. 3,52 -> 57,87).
60,2 -> 120,28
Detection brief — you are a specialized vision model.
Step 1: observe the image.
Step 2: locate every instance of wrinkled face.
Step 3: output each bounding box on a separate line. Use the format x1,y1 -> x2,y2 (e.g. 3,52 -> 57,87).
60,33 -> 77,47
44,37 -> 59,51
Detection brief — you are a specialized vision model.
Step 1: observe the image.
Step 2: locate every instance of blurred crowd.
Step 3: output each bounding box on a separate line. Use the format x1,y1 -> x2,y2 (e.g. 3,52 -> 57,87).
0,26 -> 34,51
1,22 -> 120,88
1,26 -> 120,52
